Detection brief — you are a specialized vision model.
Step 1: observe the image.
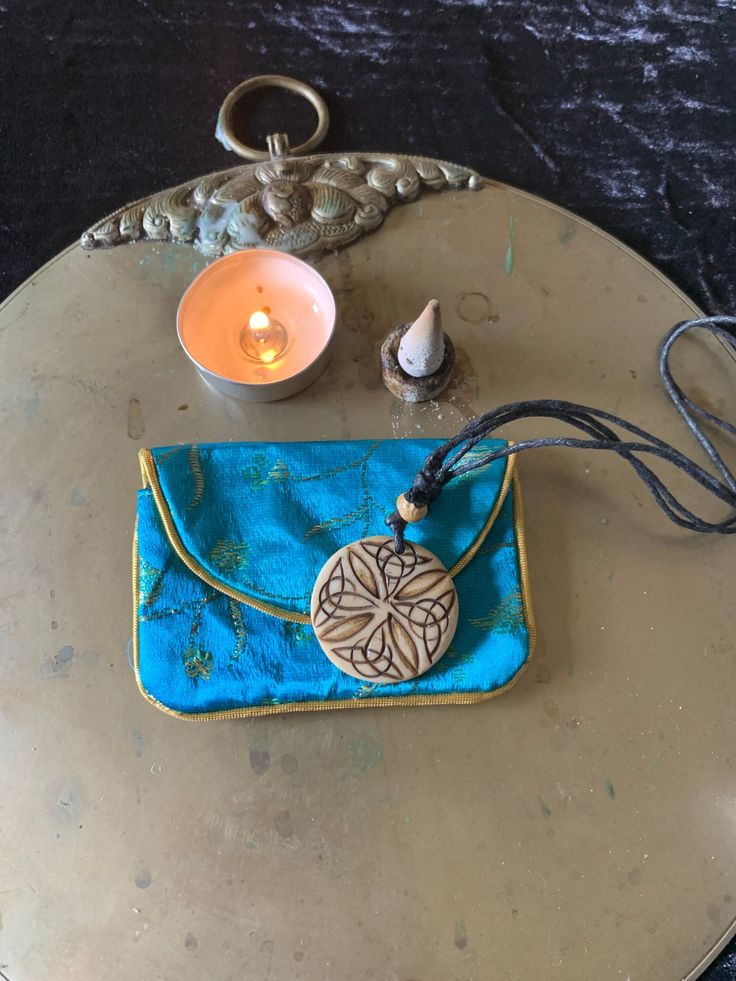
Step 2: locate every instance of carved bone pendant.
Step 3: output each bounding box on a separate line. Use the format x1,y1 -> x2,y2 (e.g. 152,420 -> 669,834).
311,536 -> 458,684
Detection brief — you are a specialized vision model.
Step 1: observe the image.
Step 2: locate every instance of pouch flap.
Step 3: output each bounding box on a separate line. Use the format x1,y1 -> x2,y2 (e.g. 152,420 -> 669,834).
141,439 -> 512,617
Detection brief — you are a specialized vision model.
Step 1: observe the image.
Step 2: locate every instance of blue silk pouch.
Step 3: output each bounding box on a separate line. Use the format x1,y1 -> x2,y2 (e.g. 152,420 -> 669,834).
133,438 -> 534,718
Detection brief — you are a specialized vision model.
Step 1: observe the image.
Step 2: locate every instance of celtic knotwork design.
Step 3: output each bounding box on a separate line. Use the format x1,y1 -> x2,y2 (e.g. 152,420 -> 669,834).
81,153 -> 482,260
311,536 -> 458,684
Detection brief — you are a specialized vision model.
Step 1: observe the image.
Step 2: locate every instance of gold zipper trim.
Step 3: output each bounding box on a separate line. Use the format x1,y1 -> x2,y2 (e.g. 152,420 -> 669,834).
138,447 -> 515,623
131,468 -> 535,720
512,470 -> 537,672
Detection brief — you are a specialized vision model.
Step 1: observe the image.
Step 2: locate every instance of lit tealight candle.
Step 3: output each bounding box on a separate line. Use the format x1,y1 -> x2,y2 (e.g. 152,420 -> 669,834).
177,250 -> 336,401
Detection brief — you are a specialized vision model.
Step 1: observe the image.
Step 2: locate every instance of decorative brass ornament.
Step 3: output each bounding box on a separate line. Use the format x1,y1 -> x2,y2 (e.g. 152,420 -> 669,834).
311,536 -> 458,684
81,75 -> 483,260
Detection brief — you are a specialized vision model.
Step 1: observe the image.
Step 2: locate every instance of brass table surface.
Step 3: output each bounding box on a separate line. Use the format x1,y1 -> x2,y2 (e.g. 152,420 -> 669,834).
0,182 -> 734,981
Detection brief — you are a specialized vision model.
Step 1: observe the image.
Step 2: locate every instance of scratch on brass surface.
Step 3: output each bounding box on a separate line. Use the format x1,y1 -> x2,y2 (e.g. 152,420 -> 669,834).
126,398 -> 145,440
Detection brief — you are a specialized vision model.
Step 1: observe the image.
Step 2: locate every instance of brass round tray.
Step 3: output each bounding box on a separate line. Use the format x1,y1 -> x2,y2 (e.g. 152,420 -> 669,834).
1,179 -> 734,980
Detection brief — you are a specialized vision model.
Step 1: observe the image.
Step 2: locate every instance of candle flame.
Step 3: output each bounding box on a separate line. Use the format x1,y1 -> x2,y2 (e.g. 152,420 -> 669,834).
242,308 -> 286,364
249,310 -> 270,330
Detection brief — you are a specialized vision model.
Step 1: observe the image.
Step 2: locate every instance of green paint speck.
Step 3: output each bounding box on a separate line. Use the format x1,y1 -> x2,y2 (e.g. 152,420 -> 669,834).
454,919 -> 468,950
504,217 -> 514,276
538,796 -> 551,818
70,487 -> 87,506
558,220 -> 577,245
23,393 -> 40,419
652,751 -> 665,768
604,779 -> 616,800
347,734 -> 383,777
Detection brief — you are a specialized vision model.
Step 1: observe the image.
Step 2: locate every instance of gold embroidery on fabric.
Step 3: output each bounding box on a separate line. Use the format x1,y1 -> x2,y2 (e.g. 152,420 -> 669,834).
228,599 -> 247,662
183,645 -> 213,680
453,449 -> 495,484
469,589 -> 524,632
268,460 -> 290,482
285,621 -> 314,645
283,441 -> 380,484
243,441 -> 380,489
445,646 -> 475,686
301,444 -> 380,542
182,595 -> 214,681
209,538 -> 249,572
355,682 -> 381,699
139,558 -> 164,608
303,504 -> 371,543
188,445 -> 205,510
243,451 -> 271,489
139,591 -> 218,623
157,446 -> 185,465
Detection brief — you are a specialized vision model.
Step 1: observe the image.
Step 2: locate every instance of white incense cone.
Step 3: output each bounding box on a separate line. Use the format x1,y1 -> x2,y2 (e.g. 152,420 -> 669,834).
397,300 -> 445,378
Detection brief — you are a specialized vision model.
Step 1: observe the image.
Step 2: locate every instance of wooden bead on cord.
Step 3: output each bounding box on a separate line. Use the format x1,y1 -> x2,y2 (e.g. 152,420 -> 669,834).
396,493 -> 427,523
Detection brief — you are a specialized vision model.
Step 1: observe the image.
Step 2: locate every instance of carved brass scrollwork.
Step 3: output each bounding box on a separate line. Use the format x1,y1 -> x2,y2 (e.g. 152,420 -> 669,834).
82,76 -> 483,260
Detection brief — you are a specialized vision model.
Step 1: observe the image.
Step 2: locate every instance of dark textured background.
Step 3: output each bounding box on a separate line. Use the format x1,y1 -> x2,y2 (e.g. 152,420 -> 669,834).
2,0 -> 736,312
1,0 -> 735,975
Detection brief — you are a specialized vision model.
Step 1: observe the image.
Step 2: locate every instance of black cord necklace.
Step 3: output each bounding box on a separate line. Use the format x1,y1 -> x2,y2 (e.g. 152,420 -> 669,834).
386,316 -> 736,554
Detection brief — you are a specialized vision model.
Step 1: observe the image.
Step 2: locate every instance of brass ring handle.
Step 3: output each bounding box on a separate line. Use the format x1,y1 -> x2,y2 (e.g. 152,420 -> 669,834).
216,75 -> 329,161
